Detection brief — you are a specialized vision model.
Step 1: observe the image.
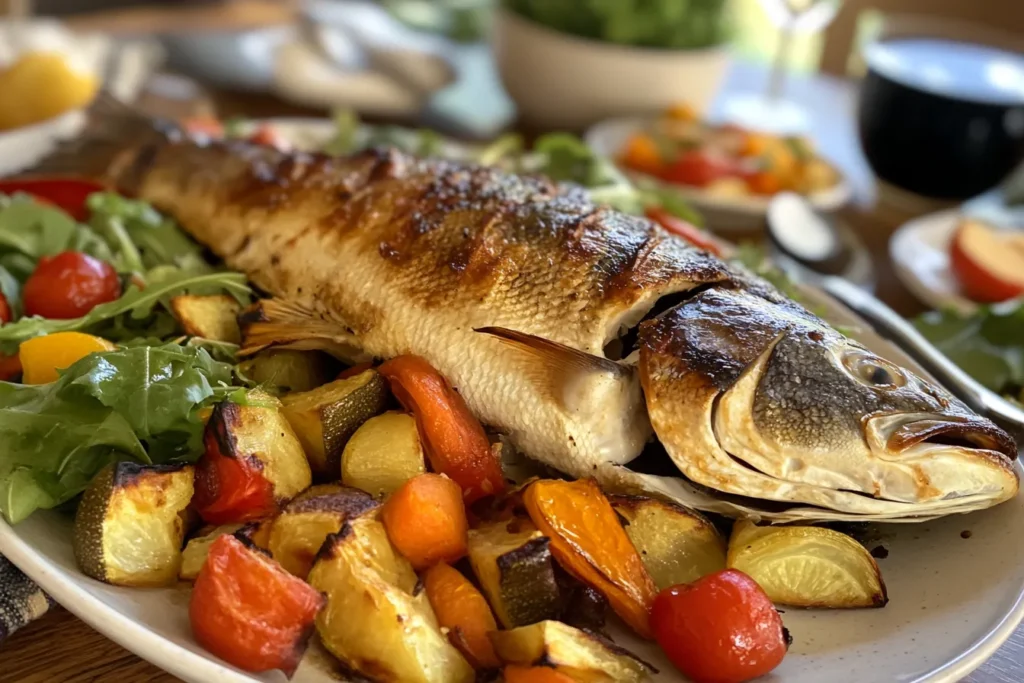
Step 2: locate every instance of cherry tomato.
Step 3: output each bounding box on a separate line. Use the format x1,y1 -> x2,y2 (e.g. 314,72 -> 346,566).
23,251 -> 121,320
190,534 -> 324,676
645,208 -> 725,257
0,292 -> 11,324
661,150 -> 739,188
0,178 -> 105,221
0,354 -> 21,382
651,569 -> 788,683
248,124 -> 289,150
620,133 -> 664,176
746,170 -> 784,196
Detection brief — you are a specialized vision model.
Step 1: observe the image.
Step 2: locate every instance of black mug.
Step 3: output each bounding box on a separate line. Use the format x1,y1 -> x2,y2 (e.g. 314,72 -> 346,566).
858,39 -> 1024,200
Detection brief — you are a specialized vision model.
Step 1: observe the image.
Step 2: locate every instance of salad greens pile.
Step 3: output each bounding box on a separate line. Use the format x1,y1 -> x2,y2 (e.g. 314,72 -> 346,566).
0,191 -> 252,523
502,0 -> 729,50
916,305 -> 1024,401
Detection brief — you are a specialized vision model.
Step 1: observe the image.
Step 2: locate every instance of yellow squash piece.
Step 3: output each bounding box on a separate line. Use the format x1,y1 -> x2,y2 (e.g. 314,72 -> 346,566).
307,514 -> 474,683
19,332 -> 116,384
610,495 -> 726,590
73,462 -> 194,587
727,520 -> 888,608
0,52 -> 98,131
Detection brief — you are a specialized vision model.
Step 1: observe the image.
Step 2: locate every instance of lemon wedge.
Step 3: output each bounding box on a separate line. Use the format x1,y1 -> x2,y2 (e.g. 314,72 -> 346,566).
0,51 -> 98,131
727,520 -> 887,608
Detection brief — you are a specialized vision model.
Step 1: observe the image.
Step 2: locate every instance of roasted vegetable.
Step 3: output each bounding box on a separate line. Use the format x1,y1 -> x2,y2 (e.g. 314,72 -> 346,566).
467,519 -> 561,629
559,579 -> 609,634
190,534 -> 324,677
423,563 -> 501,669
382,473 -> 469,571
267,484 -> 379,578
341,411 -> 426,497
238,349 -> 336,394
524,479 -> 658,638
19,332 -> 116,385
727,520 -> 887,608
307,515 -> 474,683
280,369 -> 389,478
610,495 -> 726,590
651,569 -> 788,683
193,397 -> 312,525
489,620 -> 655,683
73,462 -> 194,587
180,523 -> 245,581
503,666 -> 576,683
379,355 -> 505,503
169,294 -> 242,343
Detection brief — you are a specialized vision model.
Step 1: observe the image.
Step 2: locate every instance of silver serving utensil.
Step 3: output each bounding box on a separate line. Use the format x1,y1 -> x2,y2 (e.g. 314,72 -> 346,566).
766,194 -> 1024,436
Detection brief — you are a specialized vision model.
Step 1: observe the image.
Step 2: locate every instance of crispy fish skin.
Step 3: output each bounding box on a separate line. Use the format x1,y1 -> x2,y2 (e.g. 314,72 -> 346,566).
44,102 -> 1017,522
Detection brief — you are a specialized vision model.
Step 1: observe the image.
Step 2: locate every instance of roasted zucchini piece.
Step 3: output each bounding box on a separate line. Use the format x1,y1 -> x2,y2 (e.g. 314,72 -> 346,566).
341,411 -> 426,497
610,495 -> 726,590
467,520 -> 561,629
237,349 -> 336,394
727,520 -> 888,608
280,369 -> 389,479
268,484 -> 379,578
193,397 -> 313,525
489,620 -> 655,682
169,294 -> 242,343
307,515 -> 474,683
73,462 -> 194,587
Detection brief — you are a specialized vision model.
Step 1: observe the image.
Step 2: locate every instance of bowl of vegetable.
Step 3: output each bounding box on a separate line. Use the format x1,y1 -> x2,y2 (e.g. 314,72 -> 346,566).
492,1 -> 731,130
586,108 -> 851,232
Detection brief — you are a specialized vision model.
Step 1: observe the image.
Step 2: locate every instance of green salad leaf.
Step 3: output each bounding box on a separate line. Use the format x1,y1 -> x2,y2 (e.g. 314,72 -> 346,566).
915,306 -> 1024,395
0,194 -> 114,264
0,343 -> 234,523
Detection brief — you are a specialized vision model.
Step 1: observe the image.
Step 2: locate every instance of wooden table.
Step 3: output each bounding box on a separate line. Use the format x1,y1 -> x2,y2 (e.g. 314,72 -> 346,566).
1,61 -> 1022,683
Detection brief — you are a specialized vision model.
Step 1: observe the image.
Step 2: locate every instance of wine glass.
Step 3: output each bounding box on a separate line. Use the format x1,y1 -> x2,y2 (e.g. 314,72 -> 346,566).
722,0 -> 843,134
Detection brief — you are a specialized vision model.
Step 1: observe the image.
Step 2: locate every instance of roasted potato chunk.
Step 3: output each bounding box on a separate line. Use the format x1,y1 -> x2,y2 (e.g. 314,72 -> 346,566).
489,620 -> 655,683
267,484 -> 379,578
169,294 -> 242,343
307,515 -> 474,683
74,462 -> 194,587
342,411 -> 426,497
280,369 -> 389,479
193,397 -> 312,525
467,519 -> 561,629
180,524 -> 246,581
610,495 -> 726,590
727,520 -> 888,608
237,349 -> 336,394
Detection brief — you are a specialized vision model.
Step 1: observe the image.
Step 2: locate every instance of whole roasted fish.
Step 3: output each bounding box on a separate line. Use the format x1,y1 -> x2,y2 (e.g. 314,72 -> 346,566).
39,100 -> 1018,522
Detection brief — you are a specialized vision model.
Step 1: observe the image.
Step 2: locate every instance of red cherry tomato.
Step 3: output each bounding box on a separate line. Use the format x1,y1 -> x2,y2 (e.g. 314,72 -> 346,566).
23,251 -> 121,320
651,569 -> 788,683
661,150 -> 739,188
0,178 -> 106,221
645,208 -> 725,257
0,292 -> 11,324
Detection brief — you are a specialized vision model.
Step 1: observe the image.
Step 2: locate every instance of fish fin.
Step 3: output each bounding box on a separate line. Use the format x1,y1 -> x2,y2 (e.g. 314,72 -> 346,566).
239,298 -> 369,363
475,326 -> 624,378
21,92 -> 169,188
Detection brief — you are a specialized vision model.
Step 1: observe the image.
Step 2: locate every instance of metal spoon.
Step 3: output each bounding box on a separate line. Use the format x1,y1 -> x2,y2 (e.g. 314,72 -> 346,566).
766,193 -> 1024,436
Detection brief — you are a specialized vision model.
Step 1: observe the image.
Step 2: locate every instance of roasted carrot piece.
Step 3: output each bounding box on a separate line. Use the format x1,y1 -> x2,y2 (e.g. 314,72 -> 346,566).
619,133 -> 664,176
379,355 -> 505,503
189,535 -> 324,677
523,479 -> 658,639
423,563 -> 501,669
382,473 -> 469,570
503,665 -> 576,683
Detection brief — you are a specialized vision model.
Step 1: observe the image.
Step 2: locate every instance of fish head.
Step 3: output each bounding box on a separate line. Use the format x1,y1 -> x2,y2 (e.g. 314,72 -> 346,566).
638,288 -> 1019,519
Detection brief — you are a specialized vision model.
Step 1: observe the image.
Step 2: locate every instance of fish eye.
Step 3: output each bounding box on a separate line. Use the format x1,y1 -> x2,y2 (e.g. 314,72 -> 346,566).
841,350 -> 907,389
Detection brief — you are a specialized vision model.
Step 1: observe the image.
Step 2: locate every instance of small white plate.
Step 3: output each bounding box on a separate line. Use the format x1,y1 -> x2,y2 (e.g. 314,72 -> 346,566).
890,210 -> 978,315
585,116 -> 853,233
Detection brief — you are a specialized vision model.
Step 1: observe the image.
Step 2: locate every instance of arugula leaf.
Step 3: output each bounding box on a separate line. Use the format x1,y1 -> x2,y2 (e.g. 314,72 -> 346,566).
0,195 -> 113,263
915,306 -> 1024,394
323,109 -> 361,156
0,343 -> 233,523
0,269 -> 250,354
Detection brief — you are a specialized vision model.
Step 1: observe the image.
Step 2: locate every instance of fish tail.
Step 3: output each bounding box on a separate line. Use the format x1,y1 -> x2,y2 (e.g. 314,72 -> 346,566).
23,91 -> 172,191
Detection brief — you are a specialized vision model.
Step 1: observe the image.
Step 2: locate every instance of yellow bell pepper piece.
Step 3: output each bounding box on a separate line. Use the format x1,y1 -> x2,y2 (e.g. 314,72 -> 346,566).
19,332 -> 116,385
0,52 -> 99,131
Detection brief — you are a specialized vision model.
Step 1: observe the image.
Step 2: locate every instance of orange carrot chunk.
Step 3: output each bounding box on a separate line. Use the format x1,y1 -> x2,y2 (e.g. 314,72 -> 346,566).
378,355 -> 505,503
523,479 -> 659,639
503,665 -> 576,683
382,473 -> 469,571
423,563 -> 501,669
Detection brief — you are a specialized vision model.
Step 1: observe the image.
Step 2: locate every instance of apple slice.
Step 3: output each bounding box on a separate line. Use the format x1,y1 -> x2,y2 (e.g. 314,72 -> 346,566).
949,219 -> 1024,303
